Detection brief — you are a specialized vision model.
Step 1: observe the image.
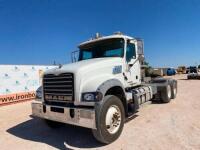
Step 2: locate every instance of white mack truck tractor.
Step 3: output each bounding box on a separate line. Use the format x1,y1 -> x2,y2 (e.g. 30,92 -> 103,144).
32,32 -> 177,144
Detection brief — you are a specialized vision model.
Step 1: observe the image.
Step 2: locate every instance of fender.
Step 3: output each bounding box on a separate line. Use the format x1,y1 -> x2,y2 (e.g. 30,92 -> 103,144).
97,79 -> 126,98
96,79 -> 128,116
78,75 -> 126,106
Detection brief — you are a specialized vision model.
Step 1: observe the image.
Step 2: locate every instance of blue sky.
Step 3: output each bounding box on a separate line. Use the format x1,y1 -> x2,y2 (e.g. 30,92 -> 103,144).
0,0 -> 200,67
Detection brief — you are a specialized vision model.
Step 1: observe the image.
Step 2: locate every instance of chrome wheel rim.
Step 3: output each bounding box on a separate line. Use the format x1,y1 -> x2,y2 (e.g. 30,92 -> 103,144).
105,105 -> 121,134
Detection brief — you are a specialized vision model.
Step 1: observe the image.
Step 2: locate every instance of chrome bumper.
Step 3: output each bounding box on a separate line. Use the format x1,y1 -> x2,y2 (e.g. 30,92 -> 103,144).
31,101 -> 96,129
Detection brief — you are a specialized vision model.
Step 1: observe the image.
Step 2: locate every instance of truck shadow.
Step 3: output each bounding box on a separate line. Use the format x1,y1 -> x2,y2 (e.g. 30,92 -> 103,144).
7,116 -> 104,150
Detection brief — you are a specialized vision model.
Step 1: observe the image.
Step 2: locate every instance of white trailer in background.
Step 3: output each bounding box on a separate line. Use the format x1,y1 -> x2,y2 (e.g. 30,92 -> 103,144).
0,65 -> 56,105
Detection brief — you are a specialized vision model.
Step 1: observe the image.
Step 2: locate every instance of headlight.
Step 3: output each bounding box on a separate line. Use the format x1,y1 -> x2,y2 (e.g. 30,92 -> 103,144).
83,93 -> 95,101
36,86 -> 42,100
82,92 -> 103,102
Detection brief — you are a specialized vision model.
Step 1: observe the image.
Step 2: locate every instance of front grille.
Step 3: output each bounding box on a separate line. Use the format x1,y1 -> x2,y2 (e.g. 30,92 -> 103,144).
43,73 -> 74,102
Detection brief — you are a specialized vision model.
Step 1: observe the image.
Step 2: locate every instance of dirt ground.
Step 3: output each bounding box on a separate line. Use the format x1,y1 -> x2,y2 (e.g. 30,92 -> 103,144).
0,74 -> 200,150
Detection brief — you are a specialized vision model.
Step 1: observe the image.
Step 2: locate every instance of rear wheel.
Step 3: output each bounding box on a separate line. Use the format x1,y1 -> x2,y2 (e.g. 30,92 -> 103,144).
171,81 -> 177,99
92,95 -> 125,144
161,84 -> 172,103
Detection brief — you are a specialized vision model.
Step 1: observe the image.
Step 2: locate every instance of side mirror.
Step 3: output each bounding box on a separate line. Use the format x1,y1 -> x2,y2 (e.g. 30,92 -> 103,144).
136,39 -> 144,56
136,39 -> 145,64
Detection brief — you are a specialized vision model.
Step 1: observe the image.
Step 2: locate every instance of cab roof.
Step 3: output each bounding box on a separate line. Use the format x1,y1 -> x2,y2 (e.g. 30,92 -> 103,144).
78,34 -> 136,48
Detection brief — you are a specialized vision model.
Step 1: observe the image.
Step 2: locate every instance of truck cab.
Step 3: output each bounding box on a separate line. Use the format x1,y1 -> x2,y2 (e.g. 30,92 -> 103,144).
32,33 -> 177,144
78,34 -> 143,86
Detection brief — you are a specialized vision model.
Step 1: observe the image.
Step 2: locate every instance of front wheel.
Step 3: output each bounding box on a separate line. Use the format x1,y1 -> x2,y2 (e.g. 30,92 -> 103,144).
92,95 -> 125,144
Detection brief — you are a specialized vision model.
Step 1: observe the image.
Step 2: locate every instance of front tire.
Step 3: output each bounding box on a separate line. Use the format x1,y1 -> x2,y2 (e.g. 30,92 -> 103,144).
92,95 -> 125,144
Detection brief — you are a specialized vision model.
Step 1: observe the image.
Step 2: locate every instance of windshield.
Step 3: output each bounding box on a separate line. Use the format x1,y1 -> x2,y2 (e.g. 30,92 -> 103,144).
79,38 -> 124,61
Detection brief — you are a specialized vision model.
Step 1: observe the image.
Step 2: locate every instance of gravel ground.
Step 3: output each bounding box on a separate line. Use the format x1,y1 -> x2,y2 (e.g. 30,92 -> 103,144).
0,74 -> 200,150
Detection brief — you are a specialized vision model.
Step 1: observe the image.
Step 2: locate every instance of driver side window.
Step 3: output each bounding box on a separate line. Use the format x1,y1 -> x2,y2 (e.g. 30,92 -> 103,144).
126,43 -> 136,62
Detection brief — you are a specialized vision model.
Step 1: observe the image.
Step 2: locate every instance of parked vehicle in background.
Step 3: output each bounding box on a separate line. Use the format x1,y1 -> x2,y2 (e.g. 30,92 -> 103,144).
186,67 -> 190,74
177,66 -> 186,74
167,68 -> 176,76
187,66 -> 200,79
31,33 -> 177,144
188,66 -> 198,73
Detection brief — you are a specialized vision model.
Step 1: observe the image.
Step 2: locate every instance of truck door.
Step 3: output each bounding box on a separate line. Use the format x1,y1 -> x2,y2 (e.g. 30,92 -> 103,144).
125,40 -> 141,86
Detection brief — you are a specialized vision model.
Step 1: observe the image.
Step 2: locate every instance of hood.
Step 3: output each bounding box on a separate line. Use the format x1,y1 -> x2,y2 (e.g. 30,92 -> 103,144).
45,57 -> 123,75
